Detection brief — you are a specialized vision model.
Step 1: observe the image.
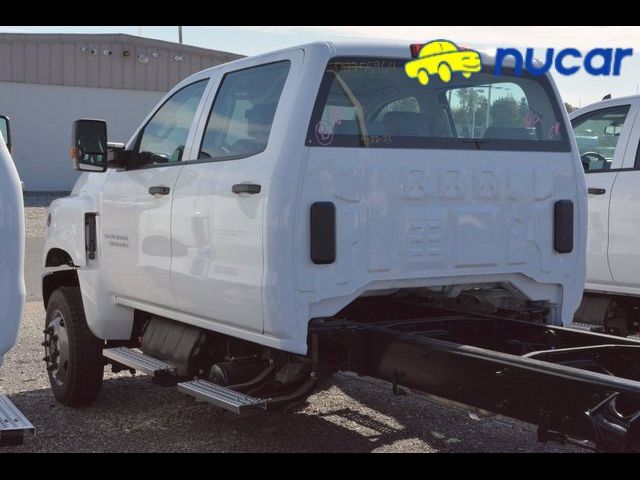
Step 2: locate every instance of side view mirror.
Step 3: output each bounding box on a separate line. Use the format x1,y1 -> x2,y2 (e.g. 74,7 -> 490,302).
604,122 -> 623,136
72,119 -> 108,172
0,115 -> 12,153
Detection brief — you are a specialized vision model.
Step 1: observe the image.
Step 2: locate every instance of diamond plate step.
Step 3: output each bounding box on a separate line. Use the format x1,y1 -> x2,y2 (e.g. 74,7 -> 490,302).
178,379 -> 267,414
570,321 -> 597,331
0,394 -> 35,447
103,347 -> 176,376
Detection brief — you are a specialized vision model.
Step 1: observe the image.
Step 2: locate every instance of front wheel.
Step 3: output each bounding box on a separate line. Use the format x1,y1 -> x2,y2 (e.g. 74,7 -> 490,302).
43,287 -> 104,406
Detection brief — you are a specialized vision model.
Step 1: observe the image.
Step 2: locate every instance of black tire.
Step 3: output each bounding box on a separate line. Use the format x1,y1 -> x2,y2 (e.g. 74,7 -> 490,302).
44,287 -> 104,406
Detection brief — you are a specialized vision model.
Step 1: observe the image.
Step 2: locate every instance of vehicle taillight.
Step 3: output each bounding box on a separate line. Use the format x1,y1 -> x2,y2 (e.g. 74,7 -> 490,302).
410,44 -> 424,58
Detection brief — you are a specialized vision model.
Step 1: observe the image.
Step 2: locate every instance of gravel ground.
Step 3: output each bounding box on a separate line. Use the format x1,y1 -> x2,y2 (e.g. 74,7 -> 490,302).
0,194 -> 585,453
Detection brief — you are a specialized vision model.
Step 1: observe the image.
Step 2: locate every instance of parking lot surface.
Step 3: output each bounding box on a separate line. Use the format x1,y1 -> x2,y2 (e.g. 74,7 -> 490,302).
0,194 -> 583,453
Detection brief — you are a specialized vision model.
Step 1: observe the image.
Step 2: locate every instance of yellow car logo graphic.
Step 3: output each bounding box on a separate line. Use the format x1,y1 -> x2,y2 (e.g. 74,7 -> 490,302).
406,40 -> 483,85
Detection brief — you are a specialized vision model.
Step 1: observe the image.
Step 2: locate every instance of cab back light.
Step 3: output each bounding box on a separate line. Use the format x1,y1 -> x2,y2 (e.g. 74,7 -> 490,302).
410,44 -> 424,58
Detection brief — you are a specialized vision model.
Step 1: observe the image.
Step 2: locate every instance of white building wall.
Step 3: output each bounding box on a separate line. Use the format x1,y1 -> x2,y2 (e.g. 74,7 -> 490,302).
0,81 -> 164,191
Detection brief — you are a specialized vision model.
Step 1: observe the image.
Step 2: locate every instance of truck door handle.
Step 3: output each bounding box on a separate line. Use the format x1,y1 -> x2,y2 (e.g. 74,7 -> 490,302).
149,186 -> 171,196
588,188 -> 606,195
232,184 -> 261,195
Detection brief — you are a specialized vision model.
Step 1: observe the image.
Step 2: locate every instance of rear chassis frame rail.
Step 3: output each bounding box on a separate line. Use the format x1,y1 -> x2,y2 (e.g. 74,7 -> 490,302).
310,310 -> 640,452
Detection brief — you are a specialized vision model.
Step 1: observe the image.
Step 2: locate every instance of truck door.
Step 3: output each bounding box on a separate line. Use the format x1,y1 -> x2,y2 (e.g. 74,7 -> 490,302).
171,52 -> 300,334
99,79 -> 209,307
572,104 -> 636,288
606,102 -> 640,287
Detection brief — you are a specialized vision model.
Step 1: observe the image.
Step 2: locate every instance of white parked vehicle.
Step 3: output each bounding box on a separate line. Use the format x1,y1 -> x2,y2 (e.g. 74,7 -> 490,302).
571,95 -> 640,336
0,116 -> 24,192
41,42 -> 640,451
0,116 -> 34,446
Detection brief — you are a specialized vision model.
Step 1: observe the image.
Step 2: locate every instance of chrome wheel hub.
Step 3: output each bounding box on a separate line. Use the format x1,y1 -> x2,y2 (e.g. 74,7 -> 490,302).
43,310 -> 70,387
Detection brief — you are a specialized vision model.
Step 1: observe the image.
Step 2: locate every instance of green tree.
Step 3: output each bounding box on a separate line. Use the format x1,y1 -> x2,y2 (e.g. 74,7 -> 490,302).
451,88 -> 488,137
518,97 -> 529,122
490,96 -> 520,127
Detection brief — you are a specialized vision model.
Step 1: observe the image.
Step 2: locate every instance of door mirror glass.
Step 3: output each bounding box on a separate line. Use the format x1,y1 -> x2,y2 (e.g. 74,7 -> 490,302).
0,115 -> 12,152
72,119 -> 107,172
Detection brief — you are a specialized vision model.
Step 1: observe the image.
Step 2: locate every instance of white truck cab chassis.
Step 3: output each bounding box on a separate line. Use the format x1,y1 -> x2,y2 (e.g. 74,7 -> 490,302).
571,96 -> 640,338
41,42 -> 640,451
0,120 -> 34,446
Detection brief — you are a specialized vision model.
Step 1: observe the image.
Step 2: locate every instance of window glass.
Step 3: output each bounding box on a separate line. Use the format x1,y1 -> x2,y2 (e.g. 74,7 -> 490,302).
571,106 -> 630,172
375,97 -> 420,120
307,57 -> 570,151
135,79 -> 208,167
447,83 -> 532,139
0,117 -> 8,146
199,61 -> 291,161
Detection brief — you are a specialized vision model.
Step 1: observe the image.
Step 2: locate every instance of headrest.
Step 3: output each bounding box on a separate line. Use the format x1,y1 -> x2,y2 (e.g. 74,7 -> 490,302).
333,120 -> 360,135
246,103 -> 278,125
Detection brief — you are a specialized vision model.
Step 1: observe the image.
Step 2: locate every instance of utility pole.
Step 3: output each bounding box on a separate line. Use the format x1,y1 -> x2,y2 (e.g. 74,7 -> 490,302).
178,26 -> 183,44
471,95 -> 477,138
485,85 -> 492,133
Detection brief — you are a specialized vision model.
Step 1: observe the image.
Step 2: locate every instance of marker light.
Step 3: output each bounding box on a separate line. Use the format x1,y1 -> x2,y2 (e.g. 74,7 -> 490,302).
410,44 -> 424,58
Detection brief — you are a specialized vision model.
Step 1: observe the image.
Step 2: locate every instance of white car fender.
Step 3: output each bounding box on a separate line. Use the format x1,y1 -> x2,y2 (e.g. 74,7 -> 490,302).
43,193 -> 99,268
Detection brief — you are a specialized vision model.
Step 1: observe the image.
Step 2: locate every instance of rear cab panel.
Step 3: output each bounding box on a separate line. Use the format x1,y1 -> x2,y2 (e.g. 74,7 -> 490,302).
263,42 -> 587,353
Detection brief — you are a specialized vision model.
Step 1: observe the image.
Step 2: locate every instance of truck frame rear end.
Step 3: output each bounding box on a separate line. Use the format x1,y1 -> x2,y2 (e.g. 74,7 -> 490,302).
311,296 -> 640,452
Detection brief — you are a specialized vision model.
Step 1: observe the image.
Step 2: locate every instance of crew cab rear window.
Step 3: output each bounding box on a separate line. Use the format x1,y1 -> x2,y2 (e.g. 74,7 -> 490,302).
199,61 -> 291,161
306,57 -> 570,151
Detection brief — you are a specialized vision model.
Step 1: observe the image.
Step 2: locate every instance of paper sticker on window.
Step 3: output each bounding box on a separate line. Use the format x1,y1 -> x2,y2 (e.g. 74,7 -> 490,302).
315,121 -> 334,146
525,110 -> 542,128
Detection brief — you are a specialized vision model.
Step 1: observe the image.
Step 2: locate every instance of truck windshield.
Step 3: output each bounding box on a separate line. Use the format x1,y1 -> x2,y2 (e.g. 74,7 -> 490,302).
306,57 -> 570,151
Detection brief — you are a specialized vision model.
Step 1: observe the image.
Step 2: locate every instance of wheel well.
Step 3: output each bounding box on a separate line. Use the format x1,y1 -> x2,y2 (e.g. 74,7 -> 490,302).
42,269 -> 79,309
45,248 -> 76,268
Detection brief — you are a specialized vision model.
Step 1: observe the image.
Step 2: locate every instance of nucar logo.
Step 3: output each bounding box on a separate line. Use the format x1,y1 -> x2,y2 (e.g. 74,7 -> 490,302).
406,39 -> 634,82
405,40 -> 482,85
495,46 -> 633,77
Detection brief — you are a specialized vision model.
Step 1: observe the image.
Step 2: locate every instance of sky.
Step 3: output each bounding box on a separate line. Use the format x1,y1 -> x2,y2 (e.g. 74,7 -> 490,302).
2,26 -> 640,106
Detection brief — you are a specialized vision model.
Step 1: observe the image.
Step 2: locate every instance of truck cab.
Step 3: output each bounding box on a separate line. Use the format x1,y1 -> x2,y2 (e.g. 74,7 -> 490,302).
42,42 -> 640,451
0,117 -> 33,446
0,116 -> 23,369
45,42 -> 586,346
571,95 -> 640,335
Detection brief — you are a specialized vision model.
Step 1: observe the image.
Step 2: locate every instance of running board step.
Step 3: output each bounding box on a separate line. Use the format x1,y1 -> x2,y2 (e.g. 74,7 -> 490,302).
0,394 -> 35,447
178,379 -> 267,414
103,347 -> 176,376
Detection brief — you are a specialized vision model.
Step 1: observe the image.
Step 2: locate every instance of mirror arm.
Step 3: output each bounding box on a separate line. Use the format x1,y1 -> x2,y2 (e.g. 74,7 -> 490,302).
106,143 -> 130,169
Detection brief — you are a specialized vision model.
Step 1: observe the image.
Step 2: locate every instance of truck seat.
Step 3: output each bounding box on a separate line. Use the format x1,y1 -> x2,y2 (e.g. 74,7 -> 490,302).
383,112 -> 429,137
